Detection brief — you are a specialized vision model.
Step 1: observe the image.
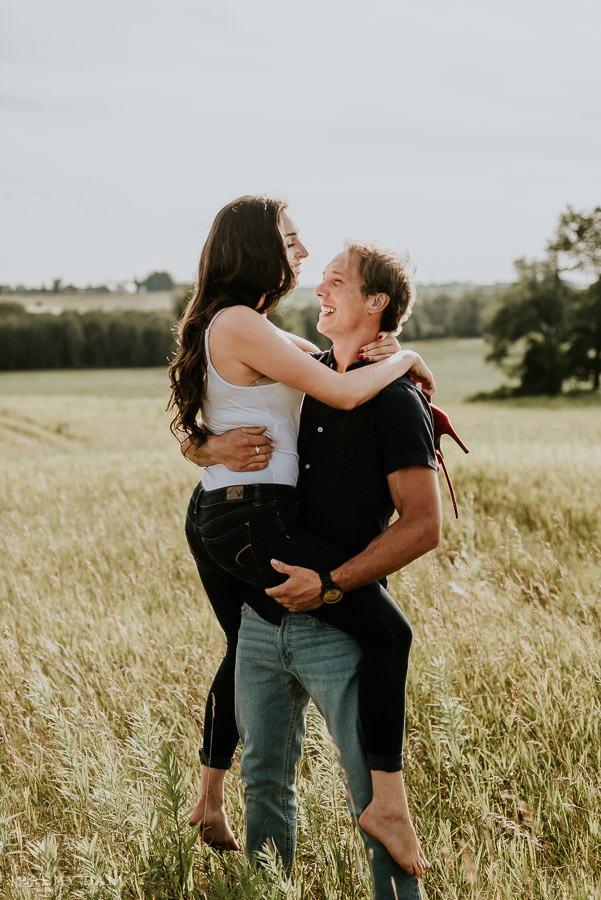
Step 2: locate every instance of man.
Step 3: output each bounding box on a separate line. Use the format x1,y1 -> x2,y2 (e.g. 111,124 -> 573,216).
185,241 -> 441,898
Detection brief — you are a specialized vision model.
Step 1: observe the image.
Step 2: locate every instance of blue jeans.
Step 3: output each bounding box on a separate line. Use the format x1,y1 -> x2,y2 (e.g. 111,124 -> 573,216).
235,605 -> 423,900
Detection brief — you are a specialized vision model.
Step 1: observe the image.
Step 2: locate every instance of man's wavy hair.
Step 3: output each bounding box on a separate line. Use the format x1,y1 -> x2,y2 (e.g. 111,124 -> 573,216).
344,239 -> 416,334
168,195 -> 295,439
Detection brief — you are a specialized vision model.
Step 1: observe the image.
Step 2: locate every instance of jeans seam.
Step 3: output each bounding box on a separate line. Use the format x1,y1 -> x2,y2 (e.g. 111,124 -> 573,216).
280,680 -> 304,869
193,484 -> 203,517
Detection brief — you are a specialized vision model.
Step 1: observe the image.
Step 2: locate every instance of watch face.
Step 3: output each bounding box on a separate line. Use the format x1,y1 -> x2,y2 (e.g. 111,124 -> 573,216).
323,587 -> 343,604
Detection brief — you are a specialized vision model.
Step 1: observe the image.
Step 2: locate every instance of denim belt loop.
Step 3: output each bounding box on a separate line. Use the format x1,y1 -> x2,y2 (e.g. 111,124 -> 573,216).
253,484 -> 261,507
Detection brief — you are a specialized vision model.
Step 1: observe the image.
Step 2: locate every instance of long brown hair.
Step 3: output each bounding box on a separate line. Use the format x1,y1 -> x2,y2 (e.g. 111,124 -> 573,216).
168,195 -> 295,439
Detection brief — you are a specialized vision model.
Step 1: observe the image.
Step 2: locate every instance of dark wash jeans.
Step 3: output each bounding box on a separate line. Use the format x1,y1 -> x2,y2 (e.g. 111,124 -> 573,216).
185,480 -> 413,772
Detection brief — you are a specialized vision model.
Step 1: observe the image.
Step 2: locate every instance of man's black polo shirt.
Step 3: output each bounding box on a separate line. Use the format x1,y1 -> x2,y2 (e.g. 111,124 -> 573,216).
243,348 -> 437,624
296,349 -> 437,556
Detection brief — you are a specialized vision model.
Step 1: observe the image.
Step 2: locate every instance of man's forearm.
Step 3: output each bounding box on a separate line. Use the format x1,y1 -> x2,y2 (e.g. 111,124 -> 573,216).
330,514 -> 440,593
265,466 -> 442,611
181,431 -> 212,467
181,427 -> 273,471
330,467 -> 442,592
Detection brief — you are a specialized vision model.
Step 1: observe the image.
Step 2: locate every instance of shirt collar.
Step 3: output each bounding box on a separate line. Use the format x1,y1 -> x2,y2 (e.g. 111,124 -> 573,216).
325,347 -> 371,372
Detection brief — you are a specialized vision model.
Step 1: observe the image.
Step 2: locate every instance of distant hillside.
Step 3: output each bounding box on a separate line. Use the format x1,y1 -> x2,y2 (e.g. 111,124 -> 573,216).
0,290 -> 176,315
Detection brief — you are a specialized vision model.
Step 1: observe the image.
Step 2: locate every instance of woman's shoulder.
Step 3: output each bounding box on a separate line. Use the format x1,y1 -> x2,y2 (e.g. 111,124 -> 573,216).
212,306 -> 278,349
214,305 -> 266,331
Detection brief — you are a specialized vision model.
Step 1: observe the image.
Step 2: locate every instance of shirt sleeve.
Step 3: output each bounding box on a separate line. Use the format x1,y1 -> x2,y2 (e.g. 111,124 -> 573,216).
373,376 -> 438,475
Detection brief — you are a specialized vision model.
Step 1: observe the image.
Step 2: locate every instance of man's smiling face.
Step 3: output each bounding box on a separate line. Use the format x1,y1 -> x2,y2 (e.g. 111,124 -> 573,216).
314,251 -> 368,341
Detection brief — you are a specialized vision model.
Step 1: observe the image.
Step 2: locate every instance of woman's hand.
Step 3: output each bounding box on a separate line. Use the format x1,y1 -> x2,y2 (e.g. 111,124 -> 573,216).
405,353 -> 436,399
357,336 -> 436,398
358,332 -> 401,362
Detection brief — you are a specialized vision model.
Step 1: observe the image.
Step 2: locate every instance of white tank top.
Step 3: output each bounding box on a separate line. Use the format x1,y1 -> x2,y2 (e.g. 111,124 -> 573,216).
200,309 -> 303,490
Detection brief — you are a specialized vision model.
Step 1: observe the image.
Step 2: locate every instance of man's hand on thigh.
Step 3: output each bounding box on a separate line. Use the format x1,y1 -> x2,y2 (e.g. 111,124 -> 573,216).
265,560 -> 323,611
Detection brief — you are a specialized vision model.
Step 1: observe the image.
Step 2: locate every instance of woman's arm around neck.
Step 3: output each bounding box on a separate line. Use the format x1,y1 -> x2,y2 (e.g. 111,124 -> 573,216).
211,306 -> 434,409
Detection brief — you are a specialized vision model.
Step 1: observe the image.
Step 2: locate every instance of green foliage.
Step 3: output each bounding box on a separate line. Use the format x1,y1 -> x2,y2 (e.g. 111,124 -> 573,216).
0,300 -> 28,317
403,287 -> 501,341
0,308 -> 176,370
486,206 -> 601,395
486,258 -> 572,395
144,271 -> 175,292
1,350 -> 600,897
549,206 -> 601,390
550,205 -> 601,278
565,279 -> 601,388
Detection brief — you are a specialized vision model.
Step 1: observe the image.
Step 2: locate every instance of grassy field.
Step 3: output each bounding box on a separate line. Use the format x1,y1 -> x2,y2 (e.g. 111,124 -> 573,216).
1,340 -> 600,899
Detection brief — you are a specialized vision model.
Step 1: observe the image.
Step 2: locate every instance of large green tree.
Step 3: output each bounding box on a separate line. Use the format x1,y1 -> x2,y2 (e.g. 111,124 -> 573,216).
138,271 -> 174,292
549,206 -> 601,390
486,257 -> 573,395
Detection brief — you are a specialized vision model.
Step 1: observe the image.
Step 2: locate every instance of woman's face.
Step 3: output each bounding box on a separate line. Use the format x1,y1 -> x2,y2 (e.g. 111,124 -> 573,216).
279,210 -> 308,283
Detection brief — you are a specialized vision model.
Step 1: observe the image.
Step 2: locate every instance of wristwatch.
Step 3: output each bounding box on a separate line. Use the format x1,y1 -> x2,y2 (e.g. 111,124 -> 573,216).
319,572 -> 344,604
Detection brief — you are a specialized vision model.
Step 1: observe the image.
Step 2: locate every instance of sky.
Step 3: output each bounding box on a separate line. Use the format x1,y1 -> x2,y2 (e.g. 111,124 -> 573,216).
2,0 -> 600,288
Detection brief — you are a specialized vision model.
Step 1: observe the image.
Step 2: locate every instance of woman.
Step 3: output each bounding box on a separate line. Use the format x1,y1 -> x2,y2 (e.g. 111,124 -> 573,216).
168,196 -> 432,877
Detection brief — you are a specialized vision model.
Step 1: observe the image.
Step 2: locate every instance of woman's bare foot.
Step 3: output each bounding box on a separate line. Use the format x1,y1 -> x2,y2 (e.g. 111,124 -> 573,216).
358,770 -> 430,878
359,800 -> 428,877
189,793 -> 240,851
189,765 -> 240,851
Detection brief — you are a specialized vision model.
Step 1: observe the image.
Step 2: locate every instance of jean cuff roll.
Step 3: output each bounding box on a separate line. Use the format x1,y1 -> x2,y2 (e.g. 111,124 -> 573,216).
365,752 -> 404,772
199,749 -> 234,770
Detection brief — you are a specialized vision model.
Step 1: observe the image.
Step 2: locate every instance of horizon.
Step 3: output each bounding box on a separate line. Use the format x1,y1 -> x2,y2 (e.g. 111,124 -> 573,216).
0,276 -> 513,293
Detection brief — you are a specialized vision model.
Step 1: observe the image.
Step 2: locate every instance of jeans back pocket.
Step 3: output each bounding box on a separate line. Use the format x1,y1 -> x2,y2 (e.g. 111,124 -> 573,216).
201,521 -> 264,585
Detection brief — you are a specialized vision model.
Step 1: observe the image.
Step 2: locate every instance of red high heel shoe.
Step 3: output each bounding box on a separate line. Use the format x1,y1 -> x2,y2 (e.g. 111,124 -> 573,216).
429,404 -> 469,519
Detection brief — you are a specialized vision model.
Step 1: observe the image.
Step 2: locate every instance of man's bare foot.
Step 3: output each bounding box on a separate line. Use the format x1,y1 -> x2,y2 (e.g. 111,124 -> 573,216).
189,795 -> 240,851
358,800 -> 429,878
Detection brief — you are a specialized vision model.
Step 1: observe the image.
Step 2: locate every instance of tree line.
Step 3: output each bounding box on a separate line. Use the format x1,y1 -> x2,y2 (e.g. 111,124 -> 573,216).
0,305 -> 175,370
